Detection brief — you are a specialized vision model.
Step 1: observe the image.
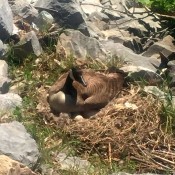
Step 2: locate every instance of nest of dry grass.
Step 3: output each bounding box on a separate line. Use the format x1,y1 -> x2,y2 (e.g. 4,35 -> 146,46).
37,85 -> 175,173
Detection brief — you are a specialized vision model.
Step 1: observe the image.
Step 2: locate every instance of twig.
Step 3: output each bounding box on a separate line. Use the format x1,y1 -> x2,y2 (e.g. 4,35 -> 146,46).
151,154 -> 175,165
108,142 -> 112,169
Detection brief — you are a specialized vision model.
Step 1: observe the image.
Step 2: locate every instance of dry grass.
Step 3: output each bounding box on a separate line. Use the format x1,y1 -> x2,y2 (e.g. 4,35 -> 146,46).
37,84 -> 175,173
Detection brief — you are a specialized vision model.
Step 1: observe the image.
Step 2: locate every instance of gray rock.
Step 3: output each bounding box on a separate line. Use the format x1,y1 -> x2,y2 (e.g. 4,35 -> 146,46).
0,121 -> 39,168
144,86 -> 166,99
56,152 -> 92,173
100,41 -> 161,83
81,0 -> 102,15
0,60 -> 8,77
117,18 -> 147,35
0,0 -> 13,41
0,93 -> 22,114
104,9 -> 121,20
121,65 -> 162,84
0,40 -> 8,58
86,21 -> 106,38
123,38 -> 143,54
56,29 -> 107,59
102,28 -> 130,41
10,0 -> 38,22
13,31 -> 43,60
101,0 -> 110,6
100,41 -> 160,70
129,8 -> 161,31
0,60 -> 10,93
142,35 -> 175,59
34,10 -> 54,32
88,11 -> 110,23
144,86 -> 175,108
35,0 -> 90,36
0,76 -> 11,94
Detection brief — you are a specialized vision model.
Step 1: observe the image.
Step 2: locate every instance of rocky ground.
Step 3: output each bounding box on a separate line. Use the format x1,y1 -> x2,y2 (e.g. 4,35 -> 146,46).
1,0 -> 175,174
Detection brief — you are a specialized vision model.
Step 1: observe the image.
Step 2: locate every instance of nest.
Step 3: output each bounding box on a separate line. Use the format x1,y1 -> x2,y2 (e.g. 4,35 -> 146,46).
52,86 -> 175,173
37,85 -> 175,173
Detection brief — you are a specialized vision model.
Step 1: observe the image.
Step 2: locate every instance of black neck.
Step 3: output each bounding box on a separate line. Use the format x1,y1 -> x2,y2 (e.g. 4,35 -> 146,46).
62,74 -> 77,97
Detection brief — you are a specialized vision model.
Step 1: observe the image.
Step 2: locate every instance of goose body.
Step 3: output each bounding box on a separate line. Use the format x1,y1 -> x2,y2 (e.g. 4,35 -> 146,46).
48,68 -> 125,115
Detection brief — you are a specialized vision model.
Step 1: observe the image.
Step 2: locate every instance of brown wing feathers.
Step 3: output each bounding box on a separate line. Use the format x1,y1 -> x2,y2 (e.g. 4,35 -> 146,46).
73,71 -> 124,105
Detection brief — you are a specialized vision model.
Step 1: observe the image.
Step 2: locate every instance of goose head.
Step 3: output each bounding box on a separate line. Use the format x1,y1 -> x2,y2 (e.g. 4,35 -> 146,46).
69,67 -> 87,87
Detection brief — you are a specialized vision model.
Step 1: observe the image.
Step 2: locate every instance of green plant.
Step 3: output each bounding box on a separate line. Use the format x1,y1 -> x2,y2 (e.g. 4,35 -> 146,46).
138,0 -> 175,14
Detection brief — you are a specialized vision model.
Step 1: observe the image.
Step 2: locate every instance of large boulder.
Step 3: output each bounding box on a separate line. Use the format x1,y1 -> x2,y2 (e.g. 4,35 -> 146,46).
0,155 -> 37,175
56,30 -> 107,59
0,121 -> 39,168
35,0 -> 90,36
0,0 -> 13,41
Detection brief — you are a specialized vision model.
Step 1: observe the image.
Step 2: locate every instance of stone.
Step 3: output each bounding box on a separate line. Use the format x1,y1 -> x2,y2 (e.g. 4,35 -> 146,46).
0,60 -> 11,94
81,0 -> 102,15
103,9 -> 121,20
142,35 -> 175,58
0,121 -> 39,168
123,38 -> 143,54
35,0 -> 90,36
11,0 -> 38,22
101,0 -> 110,6
0,155 -> 37,175
88,11 -> 110,23
0,40 -> 8,58
0,60 -> 8,77
144,86 -> 166,99
0,76 -> 11,94
56,30 -> 107,60
0,0 -> 13,41
129,8 -> 161,31
121,65 -> 162,84
56,152 -> 92,174
108,17 -> 147,38
100,41 -> 160,70
13,31 -> 43,60
0,93 -> 22,114
86,21 -> 106,38
33,10 -> 54,32
102,28 -> 130,41
100,41 -> 162,83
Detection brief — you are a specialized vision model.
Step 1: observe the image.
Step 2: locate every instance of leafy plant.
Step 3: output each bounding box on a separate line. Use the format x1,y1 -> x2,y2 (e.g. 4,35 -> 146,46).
138,0 -> 175,14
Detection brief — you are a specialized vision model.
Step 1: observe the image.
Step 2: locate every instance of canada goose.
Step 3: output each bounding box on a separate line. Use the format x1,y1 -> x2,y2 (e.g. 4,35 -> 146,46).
48,67 -> 125,116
